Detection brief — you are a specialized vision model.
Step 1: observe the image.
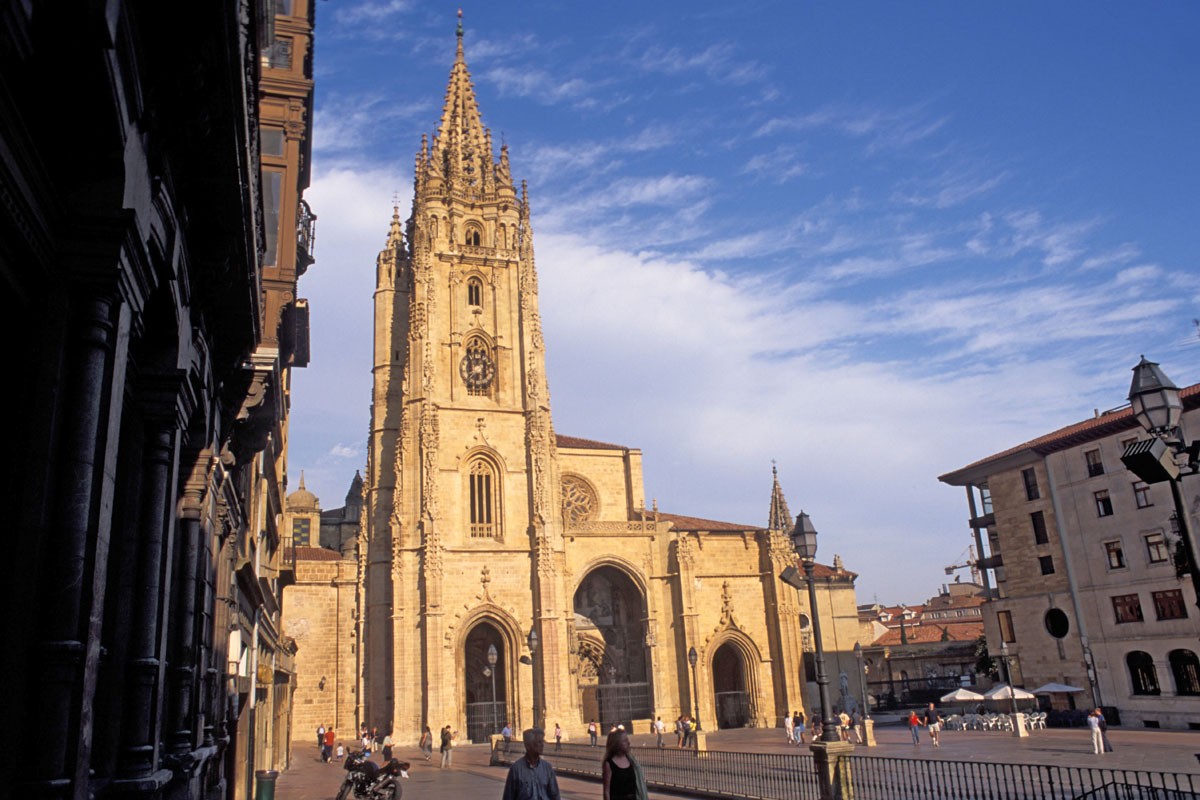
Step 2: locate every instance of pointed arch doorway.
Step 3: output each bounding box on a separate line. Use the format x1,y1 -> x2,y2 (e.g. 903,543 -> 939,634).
713,642 -> 751,729
464,622 -> 507,743
574,566 -> 653,729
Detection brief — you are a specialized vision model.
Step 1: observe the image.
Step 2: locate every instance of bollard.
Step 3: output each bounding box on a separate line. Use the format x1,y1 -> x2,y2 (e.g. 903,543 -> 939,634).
254,770 -> 279,800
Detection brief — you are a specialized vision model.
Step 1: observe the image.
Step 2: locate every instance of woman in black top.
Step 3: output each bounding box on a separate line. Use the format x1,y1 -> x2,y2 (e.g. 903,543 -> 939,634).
602,730 -> 646,800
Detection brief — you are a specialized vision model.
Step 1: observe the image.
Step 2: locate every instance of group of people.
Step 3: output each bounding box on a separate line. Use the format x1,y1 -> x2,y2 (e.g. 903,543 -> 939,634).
1088,708 -> 1114,754
783,709 -> 807,744
501,726 -> 649,800
315,722 -> 397,764
673,715 -> 698,748
907,703 -> 943,747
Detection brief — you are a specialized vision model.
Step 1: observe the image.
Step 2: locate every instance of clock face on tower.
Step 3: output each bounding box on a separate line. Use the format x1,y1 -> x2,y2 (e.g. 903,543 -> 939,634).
460,348 -> 495,390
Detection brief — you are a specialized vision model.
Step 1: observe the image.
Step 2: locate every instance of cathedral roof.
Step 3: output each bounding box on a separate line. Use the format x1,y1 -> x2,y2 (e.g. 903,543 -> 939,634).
555,434 -> 628,451
286,471 -> 318,511
658,512 -> 759,532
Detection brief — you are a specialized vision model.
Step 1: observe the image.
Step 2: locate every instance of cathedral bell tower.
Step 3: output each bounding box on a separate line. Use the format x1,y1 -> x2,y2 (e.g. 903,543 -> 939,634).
363,14 -> 573,737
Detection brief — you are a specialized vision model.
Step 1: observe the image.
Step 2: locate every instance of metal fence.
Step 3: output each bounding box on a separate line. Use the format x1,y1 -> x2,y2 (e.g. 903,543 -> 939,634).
498,744 -> 1199,800
844,756 -> 1200,800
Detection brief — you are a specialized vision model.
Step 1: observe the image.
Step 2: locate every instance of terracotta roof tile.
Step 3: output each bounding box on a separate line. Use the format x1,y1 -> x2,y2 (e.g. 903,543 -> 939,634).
872,622 -> 983,646
555,434 -> 628,451
941,382 -> 1199,481
287,546 -> 344,561
658,511 -> 759,532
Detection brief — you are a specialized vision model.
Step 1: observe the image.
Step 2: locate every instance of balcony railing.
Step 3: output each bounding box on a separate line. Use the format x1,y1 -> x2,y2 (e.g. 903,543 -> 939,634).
296,199 -> 316,275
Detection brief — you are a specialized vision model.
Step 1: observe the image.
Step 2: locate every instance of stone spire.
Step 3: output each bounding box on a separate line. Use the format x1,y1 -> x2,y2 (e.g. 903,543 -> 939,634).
385,204 -> 404,248
417,10 -> 507,200
767,464 -> 794,532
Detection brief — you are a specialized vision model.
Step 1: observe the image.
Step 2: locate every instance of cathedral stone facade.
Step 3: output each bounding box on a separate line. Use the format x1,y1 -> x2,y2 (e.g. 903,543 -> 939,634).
356,23 -> 862,743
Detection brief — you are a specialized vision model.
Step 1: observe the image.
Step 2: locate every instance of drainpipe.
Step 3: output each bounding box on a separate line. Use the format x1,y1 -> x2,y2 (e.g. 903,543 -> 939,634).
1044,460 -> 1103,709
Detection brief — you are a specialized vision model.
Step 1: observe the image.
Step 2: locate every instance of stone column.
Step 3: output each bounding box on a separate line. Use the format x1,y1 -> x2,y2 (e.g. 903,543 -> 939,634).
117,382 -> 183,780
31,289 -> 127,798
167,456 -> 207,755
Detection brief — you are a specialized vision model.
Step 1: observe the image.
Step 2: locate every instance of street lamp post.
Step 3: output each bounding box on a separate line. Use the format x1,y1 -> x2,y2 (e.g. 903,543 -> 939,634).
998,641 -> 1028,738
1121,357 -> 1200,616
687,646 -> 699,740
527,628 -> 540,729
779,511 -> 854,800
486,643 -> 498,736
853,642 -> 875,746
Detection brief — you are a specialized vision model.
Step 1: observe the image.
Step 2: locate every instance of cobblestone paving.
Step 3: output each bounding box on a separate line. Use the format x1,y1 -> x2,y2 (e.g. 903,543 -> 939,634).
276,723 -> 1200,800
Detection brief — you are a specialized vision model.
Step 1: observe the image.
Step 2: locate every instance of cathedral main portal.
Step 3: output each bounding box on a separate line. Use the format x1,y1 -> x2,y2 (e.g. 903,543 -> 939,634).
464,622 -> 507,743
574,567 -> 653,728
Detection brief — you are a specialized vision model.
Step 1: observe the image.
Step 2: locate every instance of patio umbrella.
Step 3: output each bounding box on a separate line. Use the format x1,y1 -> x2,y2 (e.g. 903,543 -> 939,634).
983,684 -> 1037,701
1031,682 -> 1085,694
940,688 -> 985,703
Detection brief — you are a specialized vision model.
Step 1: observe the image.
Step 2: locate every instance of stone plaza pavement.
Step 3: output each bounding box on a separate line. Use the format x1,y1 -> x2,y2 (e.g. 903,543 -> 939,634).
276,724 -> 1200,800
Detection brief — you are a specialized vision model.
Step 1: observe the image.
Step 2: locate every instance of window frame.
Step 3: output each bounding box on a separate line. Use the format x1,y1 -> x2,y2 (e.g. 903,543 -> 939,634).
1104,540 -> 1126,570
1126,650 -> 1160,696
1133,481 -> 1152,509
1112,593 -> 1144,624
1169,650 -> 1200,696
1021,468 -> 1040,501
1151,589 -> 1187,621
467,457 -> 502,539
1145,532 -> 1170,564
1038,555 -> 1055,575
997,609 -> 1016,643
1093,489 -> 1113,517
1031,510 -> 1049,545
1085,448 -> 1105,477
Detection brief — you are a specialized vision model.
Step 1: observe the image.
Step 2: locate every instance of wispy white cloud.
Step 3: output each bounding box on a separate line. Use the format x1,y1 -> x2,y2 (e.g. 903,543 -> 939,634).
632,41 -> 768,85
755,103 -> 950,154
334,0 -> 413,26
484,66 -> 592,104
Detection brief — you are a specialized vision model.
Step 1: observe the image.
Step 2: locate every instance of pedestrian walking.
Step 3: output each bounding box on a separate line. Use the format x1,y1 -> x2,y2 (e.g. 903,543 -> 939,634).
316,723 -> 325,753
924,704 -> 942,748
654,717 -> 665,748
793,710 -> 806,745
381,732 -> 393,761
908,710 -> 921,745
784,712 -> 794,743
588,719 -> 598,747
419,725 -> 433,761
502,722 -> 513,754
440,725 -> 453,768
323,726 -> 335,763
502,728 -> 561,800
838,711 -> 851,741
602,729 -> 649,800
554,722 -> 562,752
674,716 -> 684,748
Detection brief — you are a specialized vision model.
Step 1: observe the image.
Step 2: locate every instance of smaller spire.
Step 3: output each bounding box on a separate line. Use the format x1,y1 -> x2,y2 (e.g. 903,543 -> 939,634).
456,8 -> 464,56
298,470 -> 306,490
768,464 -> 794,532
386,204 -> 404,247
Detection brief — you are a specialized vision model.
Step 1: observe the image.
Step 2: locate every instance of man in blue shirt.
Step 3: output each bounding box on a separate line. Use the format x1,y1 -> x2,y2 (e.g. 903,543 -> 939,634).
501,728 -> 560,800
502,722 -> 513,754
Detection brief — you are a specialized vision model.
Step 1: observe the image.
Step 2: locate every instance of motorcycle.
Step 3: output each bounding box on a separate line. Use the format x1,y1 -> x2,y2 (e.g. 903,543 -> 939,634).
336,750 -> 409,800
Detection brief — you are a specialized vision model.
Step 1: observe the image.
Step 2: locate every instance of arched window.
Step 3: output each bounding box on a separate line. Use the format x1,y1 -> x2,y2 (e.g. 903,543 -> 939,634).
467,277 -> 483,307
1169,649 -> 1200,696
465,224 -> 482,246
468,457 -> 500,539
1126,650 -> 1160,695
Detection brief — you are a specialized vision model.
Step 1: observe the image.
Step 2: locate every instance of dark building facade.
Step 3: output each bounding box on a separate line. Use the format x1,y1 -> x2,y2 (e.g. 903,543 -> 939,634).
1,1 -> 315,797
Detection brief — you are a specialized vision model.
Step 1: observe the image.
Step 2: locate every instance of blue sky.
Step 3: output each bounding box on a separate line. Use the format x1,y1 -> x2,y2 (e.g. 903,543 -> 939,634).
290,1 -> 1200,603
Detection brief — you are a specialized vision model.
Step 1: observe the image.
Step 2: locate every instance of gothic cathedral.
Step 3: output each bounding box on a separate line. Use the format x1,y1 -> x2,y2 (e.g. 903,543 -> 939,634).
359,22 -> 862,742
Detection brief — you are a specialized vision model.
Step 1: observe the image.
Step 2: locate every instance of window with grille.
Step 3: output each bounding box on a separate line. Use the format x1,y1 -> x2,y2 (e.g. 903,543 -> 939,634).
1031,511 -> 1049,545
292,518 -> 311,547
1152,589 -> 1187,621
1170,650 -> 1200,695
1094,490 -> 1113,517
1104,541 -> 1125,569
1126,651 -> 1159,695
1021,468 -> 1040,501
1133,481 -> 1152,509
1112,594 -> 1143,624
469,459 -> 500,538
1084,449 -> 1104,477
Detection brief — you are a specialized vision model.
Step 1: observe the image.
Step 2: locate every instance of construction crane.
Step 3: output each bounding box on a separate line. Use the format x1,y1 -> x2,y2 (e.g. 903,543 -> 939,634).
944,544 -> 982,586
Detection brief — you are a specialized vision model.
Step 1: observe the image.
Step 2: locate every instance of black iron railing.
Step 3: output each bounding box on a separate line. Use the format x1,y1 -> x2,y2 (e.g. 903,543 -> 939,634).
501,742 -> 820,800
497,744 -> 1200,800
844,756 -> 1200,800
